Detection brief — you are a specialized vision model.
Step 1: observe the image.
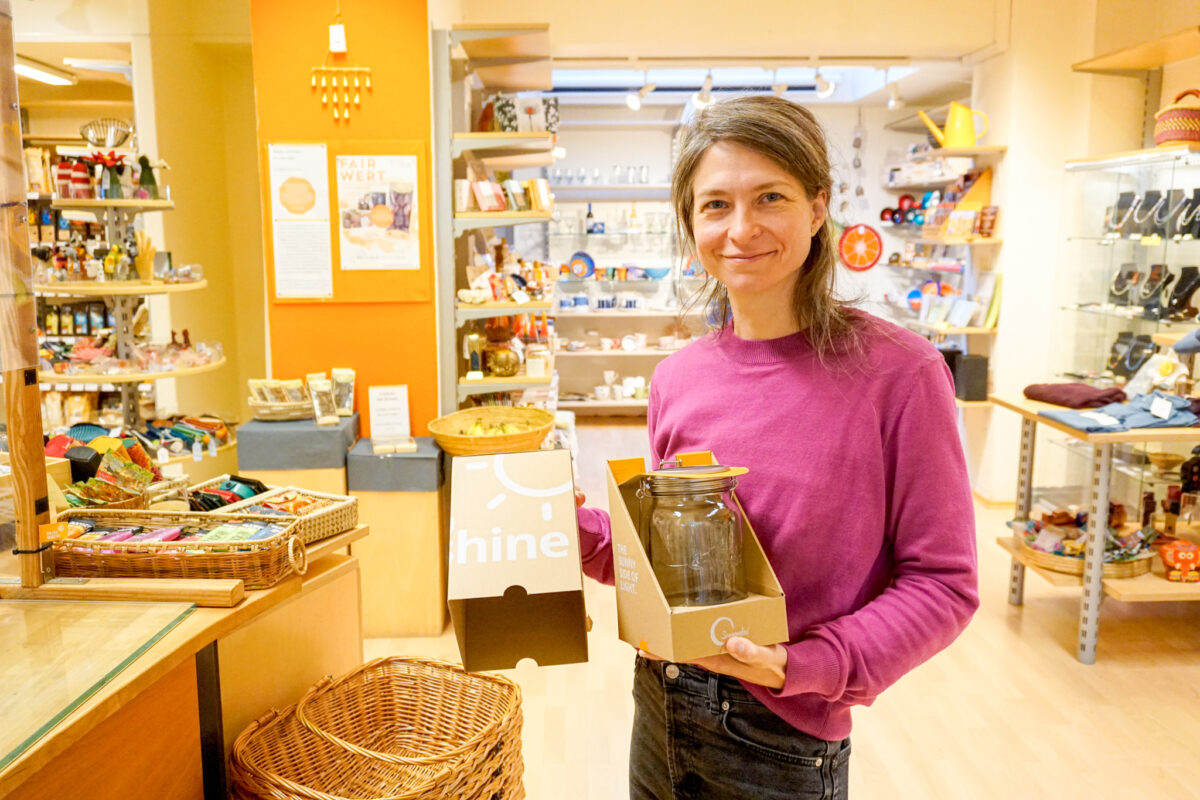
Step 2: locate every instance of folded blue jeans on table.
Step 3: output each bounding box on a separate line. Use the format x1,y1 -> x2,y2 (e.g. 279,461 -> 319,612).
1039,391 -> 1197,432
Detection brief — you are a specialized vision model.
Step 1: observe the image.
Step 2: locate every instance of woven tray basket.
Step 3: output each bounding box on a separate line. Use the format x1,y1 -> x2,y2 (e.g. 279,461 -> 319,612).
189,474 -> 278,507
146,475 -> 190,505
429,407 -> 554,457
223,487 -> 359,545
250,396 -> 314,422
1014,534 -> 1153,578
231,658 -> 523,800
54,509 -> 307,589
1154,89 -> 1200,146
73,490 -> 147,511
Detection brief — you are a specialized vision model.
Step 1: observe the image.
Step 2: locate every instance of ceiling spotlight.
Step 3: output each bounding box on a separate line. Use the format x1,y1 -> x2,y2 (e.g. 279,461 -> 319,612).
692,71 -> 714,109
887,83 -> 905,111
771,70 -> 787,98
814,69 -> 835,99
625,72 -> 656,111
14,55 -> 77,86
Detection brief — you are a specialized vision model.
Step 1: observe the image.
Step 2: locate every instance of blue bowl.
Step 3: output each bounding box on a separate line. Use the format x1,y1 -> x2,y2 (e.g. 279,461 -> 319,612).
644,267 -> 671,280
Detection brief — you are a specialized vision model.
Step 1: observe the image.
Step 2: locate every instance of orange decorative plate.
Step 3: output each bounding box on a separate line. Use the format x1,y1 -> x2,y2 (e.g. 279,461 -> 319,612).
838,224 -> 882,271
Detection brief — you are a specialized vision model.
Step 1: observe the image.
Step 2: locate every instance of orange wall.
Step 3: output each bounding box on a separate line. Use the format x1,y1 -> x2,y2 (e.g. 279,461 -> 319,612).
249,0 -> 437,437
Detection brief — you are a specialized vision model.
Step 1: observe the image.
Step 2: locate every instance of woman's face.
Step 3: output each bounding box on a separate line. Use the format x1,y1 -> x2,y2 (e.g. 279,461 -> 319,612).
690,141 -> 827,303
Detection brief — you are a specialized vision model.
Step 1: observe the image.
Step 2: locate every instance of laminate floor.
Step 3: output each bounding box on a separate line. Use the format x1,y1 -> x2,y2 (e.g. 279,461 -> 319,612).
365,419 -> 1200,800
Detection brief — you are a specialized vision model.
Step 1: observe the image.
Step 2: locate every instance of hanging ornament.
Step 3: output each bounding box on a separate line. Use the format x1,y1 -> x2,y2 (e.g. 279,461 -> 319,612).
309,65 -> 373,120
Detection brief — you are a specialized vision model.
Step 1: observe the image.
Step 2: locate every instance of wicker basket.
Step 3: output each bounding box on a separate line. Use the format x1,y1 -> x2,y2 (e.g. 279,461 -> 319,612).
146,475 -> 190,505
250,397 -> 314,422
223,487 -> 359,545
1154,89 -> 1200,146
54,509 -> 307,589
1014,534 -> 1154,578
231,658 -> 523,800
64,488 -> 147,511
429,407 -> 554,457
189,474 -> 278,507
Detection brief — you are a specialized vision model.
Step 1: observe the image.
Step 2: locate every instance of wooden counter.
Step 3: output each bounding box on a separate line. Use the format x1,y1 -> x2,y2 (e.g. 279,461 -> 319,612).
0,525 -> 368,800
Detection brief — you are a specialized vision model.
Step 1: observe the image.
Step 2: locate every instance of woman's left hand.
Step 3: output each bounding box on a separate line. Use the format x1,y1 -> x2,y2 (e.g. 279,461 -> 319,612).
688,637 -> 788,690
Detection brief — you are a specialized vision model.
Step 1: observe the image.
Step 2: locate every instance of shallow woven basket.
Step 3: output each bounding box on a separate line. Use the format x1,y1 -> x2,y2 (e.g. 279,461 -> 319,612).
1154,89 -> 1200,146
1014,534 -> 1153,578
231,657 -> 523,800
146,475 -> 190,505
224,487 -> 359,545
428,407 -> 554,457
250,396 -> 314,422
54,509 -> 306,589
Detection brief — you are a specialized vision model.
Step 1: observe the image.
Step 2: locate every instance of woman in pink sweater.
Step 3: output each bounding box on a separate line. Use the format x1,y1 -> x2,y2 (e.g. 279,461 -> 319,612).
575,96 -> 979,799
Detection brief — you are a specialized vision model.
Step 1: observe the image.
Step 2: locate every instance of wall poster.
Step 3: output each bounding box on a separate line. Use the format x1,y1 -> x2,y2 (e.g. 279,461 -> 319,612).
335,154 -> 420,271
266,143 -> 334,298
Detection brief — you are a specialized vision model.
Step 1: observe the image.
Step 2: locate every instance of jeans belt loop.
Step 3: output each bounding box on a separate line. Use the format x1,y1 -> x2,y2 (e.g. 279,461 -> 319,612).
707,671 -> 720,713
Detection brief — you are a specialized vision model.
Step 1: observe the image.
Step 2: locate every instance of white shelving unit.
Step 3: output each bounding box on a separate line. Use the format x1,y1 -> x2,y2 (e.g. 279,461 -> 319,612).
432,24 -> 555,415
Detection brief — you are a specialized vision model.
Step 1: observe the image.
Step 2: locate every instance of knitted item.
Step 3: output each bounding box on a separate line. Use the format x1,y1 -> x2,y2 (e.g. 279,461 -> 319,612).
1024,382 -> 1127,409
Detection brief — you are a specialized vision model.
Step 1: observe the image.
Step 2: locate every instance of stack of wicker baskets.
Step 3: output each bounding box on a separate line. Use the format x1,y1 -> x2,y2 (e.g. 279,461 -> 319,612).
231,657 -> 524,800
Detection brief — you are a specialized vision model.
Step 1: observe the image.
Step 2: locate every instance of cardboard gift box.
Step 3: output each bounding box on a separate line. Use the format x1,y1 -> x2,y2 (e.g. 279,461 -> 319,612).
447,449 -> 589,672
606,451 -> 789,662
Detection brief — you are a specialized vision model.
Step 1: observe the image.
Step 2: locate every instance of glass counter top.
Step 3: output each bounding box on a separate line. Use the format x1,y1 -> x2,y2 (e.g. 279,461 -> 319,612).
0,599 -> 194,770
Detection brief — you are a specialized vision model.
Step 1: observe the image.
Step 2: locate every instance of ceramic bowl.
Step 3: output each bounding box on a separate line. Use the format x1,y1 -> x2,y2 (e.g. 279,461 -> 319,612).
1147,452 -> 1186,472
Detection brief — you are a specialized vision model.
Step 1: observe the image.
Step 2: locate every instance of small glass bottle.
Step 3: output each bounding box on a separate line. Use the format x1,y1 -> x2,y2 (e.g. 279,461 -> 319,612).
639,467 -> 747,607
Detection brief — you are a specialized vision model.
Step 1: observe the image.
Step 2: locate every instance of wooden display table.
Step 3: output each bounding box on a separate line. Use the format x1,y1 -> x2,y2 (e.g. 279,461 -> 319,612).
0,525 -> 368,800
990,394 -> 1200,664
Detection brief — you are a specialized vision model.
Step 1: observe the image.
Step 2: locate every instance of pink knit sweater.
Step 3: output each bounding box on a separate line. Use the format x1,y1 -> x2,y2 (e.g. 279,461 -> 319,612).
577,311 -> 979,741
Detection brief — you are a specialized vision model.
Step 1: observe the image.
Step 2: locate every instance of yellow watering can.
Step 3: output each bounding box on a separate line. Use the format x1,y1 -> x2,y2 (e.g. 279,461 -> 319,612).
917,101 -> 989,148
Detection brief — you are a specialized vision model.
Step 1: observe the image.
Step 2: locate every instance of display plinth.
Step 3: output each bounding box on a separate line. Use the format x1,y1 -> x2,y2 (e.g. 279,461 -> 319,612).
348,437 -> 447,637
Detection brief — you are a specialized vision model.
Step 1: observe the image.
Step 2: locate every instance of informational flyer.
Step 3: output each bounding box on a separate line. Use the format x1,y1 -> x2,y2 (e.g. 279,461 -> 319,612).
335,155 -> 420,271
267,143 -> 333,298
368,384 -> 411,440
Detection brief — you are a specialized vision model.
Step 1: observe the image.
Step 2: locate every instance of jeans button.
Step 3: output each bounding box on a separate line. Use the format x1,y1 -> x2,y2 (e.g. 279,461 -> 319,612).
664,664 -> 680,680
721,701 -> 729,711
814,757 -> 823,767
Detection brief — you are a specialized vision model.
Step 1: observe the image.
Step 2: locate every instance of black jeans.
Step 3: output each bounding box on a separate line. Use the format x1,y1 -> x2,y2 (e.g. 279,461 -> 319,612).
629,656 -> 850,800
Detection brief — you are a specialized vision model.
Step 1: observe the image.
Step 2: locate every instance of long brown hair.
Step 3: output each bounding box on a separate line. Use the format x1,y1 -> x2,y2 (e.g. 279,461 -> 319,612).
672,95 -> 860,360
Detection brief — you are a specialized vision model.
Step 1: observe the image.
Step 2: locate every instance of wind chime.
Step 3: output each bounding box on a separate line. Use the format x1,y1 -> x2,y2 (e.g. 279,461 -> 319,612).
312,66 -> 372,122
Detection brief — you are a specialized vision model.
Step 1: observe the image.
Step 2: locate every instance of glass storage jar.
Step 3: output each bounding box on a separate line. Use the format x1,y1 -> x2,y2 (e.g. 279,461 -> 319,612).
639,466 -> 747,607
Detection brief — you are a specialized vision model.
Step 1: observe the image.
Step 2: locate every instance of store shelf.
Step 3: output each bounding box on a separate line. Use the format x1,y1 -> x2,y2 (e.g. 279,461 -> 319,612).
1063,303 -> 1191,327
1103,566 -> 1200,602
38,357 -> 226,385
451,132 -> 554,157
893,235 -> 1003,247
50,198 -> 174,212
40,381 -> 151,392
996,537 -> 1084,588
1065,143 -> 1200,171
554,309 -> 701,319
457,374 -> 553,399
549,184 -> 671,202
883,262 -> 965,274
990,394 -> 1200,445
955,399 -> 992,409
558,120 -> 681,131
1073,25 -> 1200,74
906,320 -> 996,336
453,211 -> 553,236
1152,329 -> 1194,348
451,24 -> 552,91
559,399 -> 649,411
1046,435 -> 1177,488
454,300 -> 553,324
556,349 -> 676,359
35,279 -> 207,297
162,438 -> 237,467
883,178 -> 963,192
910,146 -> 1008,161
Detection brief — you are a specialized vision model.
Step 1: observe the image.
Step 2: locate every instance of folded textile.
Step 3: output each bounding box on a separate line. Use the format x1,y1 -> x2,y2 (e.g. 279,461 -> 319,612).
1039,390 -> 1198,432
1024,382 -> 1126,409
1172,328 -> 1200,355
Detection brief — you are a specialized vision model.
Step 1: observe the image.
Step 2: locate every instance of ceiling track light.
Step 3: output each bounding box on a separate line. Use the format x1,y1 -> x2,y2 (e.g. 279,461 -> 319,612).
625,71 -> 656,110
692,71 -> 714,109
14,55 -> 77,86
887,82 -> 905,111
771,69 -> 787,98
814,68 -> 835,99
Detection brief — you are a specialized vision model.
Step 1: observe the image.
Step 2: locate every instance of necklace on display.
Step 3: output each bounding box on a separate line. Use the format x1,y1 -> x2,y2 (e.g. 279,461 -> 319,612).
1108,195 -> 1141,233
1131,194 -> 1165,225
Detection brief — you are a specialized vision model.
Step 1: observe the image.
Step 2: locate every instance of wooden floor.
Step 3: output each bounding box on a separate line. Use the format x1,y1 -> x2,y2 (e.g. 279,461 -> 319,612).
364,417 -> 1200,798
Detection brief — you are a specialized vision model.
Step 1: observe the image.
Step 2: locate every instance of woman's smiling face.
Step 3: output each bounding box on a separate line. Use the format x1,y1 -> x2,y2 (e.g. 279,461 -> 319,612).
690,141 -> 827,303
